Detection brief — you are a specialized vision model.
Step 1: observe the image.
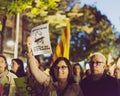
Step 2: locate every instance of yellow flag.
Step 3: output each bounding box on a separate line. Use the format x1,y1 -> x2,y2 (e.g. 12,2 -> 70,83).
51,20 -> 71,66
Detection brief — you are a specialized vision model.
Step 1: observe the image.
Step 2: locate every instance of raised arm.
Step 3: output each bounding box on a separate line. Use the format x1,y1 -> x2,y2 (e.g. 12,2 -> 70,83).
26,36 -> 50,85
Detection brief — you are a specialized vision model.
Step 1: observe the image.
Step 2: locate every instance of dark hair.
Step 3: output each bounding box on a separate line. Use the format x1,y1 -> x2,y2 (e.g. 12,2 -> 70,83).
0,54 -> 8,69
73,63 -> 84,79
12,58 -> 26,77
50,57 -> 73,84
85,69 -> 91,76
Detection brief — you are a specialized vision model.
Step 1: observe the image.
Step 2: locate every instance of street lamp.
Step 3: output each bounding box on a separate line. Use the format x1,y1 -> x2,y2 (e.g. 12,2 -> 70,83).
6,40 -> 14,47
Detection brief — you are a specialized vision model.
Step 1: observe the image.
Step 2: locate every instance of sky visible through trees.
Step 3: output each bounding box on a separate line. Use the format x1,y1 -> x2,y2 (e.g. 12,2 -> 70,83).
80,0 -> 120,32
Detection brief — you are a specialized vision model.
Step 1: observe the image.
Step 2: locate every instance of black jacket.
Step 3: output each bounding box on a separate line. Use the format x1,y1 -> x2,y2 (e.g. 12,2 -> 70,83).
80,73 -> 120,96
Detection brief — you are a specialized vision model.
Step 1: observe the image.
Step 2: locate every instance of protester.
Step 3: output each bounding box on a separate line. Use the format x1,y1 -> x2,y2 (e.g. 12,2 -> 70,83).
26,36 -> 84,96
80,52 -> 120,96
10,58 -> 26,77
25,61 -> 49,95
85,69 -> 91,77
73,63 -> 84,84
0,54 -> 17,96
114,66 -> 120,80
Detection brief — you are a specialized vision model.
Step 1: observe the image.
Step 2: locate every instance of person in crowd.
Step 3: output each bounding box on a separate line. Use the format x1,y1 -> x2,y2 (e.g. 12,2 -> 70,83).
80,52 -> 120,96
25,64 -> 30,76
26,36 -> 84,96
0,54 -> 17,96
104,64 -> 111,76
73,63 -> 84,84
114,66 -> 120,80
26,60 -> 50,96
85,69 -> 91,77
10,58 -> 26,77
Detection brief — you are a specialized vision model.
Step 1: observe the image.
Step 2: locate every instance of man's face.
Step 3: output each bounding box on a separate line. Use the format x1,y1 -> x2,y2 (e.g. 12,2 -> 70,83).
90,55 -> 106,76
0,57 -> 7,74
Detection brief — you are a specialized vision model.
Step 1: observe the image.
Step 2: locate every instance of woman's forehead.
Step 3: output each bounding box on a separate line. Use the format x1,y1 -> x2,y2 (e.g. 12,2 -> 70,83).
57,60 -> 67,66
0,57 -> 5,61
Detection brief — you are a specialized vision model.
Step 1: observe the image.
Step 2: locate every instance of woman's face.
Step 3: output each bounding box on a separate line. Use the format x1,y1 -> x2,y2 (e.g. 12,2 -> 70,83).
0,57 -> 7,74
54,60 -> 69,81
74,65 -> 81,75
11,60 -> 19,73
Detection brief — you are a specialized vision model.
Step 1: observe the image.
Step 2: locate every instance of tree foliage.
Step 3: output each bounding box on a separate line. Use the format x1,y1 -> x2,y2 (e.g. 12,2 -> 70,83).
0,0 -> 118,63
69,5 -> 116,61
0,0 -> 60,17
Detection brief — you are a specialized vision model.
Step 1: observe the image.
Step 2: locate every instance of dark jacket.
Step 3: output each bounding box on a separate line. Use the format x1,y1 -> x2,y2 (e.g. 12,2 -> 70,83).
80,73 -> 120,96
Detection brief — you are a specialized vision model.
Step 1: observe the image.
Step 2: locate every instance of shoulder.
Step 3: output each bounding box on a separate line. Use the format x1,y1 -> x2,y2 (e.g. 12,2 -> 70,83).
69,83 -> 80,89
7,71 -> 18,78
67,83 -> 83,93
103,74 -> 119,85
67,83 -> 84,96
80,76 -> 91,84
103,74 -> 117,82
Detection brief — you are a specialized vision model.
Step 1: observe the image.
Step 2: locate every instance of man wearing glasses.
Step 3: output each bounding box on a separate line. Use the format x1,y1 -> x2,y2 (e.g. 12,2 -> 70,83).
80,52 -> 120,96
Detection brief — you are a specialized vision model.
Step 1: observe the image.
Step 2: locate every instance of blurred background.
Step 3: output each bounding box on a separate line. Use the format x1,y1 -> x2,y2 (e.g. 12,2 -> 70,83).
0,0 -> 120,71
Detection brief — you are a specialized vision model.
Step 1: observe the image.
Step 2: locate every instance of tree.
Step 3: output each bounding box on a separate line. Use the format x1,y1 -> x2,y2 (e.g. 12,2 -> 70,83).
0,0 -> 60,53
69,5 -> 116,62
112,32 -> 120,59
24,3 -> 116,63
0,1 -> 117,63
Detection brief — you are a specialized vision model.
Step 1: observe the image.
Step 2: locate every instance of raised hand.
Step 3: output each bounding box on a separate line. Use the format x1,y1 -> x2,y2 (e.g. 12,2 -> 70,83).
26,36 -> 32,53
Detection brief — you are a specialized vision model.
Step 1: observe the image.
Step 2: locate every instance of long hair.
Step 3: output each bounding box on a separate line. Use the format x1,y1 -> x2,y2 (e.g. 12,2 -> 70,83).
73,63 -> 84,79
0,54 -> 8,69
50,57 -> 73,84
12,58 -> 26,77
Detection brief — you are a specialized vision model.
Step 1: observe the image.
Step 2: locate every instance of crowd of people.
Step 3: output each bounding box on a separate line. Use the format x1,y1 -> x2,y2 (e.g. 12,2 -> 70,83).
0,36 -> 120,96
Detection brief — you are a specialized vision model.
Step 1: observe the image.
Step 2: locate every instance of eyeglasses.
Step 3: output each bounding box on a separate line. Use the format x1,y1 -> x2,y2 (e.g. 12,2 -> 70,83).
89,61 -> 104,65
54,66 -> 68,71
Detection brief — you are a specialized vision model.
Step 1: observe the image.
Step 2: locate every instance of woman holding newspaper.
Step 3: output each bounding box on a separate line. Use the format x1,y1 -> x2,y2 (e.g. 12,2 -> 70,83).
26,36 -> 84,96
